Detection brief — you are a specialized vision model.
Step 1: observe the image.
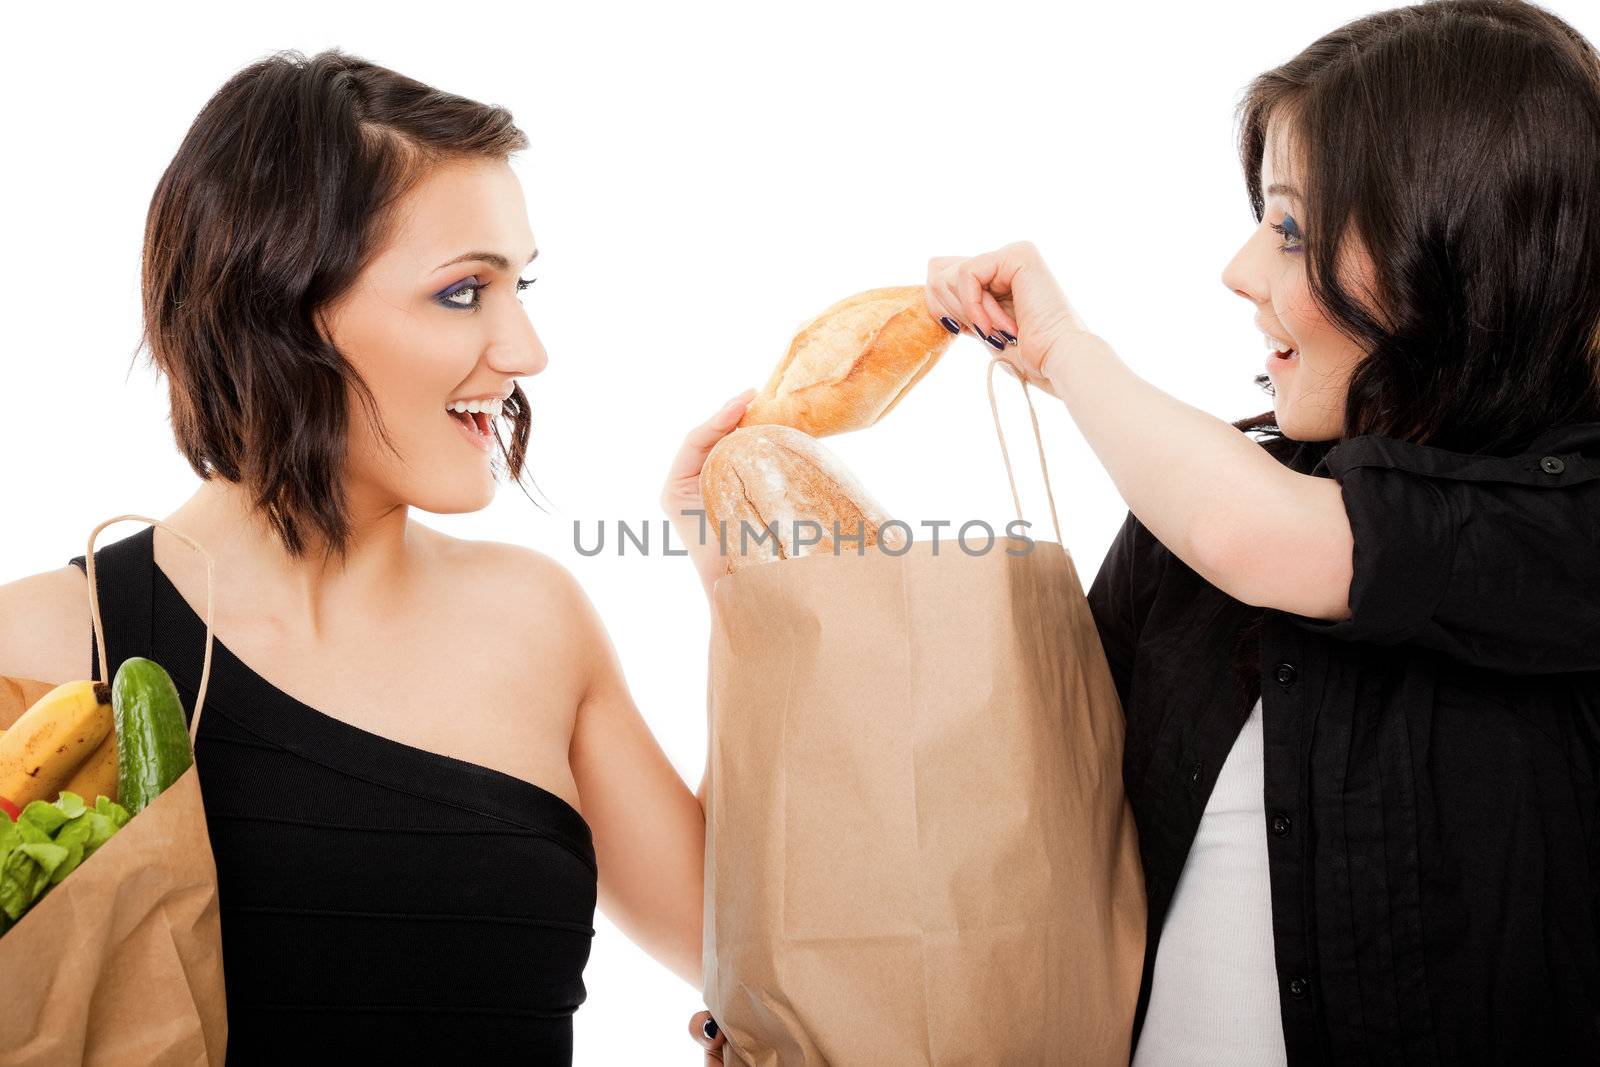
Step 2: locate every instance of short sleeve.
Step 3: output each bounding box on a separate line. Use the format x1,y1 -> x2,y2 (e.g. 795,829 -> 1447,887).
1284,427 -> 1600,675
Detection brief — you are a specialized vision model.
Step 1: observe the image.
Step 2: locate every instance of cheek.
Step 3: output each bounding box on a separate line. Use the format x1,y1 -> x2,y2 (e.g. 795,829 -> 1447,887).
339,310 -> 470,427
1272,266 -> 1322,342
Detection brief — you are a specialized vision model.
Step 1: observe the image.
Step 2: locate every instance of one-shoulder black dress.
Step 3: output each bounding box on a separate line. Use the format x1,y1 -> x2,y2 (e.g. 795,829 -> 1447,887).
70,526 -> 598,1064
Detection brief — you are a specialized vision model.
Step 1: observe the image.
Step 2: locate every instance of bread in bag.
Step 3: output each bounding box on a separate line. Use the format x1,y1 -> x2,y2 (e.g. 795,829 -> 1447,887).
699,424 -> 901,573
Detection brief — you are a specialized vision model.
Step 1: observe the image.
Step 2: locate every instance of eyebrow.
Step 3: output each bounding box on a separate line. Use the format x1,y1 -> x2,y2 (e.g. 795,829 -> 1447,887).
433,248 -> 539,272
1265,182 -> 1301,200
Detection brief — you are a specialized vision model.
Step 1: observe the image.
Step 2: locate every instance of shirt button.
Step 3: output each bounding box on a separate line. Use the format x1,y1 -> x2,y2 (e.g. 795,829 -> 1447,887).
1540,455 -> 1565,475
1274,661 -> 1297,687
1288,976 -> 1310,999
1187,760 -> 1203,787
1271,812 -> 1292,837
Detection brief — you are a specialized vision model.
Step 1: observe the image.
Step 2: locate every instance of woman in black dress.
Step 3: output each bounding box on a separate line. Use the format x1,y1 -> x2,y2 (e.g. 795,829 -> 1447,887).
0,49 -> 746,1063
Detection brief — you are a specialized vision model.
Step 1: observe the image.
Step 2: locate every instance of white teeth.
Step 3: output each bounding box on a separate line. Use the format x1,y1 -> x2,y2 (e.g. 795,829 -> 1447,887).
446,398 -> 504,417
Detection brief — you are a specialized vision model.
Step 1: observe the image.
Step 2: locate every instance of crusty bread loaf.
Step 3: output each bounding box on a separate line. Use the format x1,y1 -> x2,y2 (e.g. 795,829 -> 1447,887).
738,285 -> 953,438
700,425 -> 902,573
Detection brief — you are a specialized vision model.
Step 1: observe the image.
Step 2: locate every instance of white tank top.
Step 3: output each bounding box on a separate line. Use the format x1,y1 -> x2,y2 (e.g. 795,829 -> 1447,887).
1131,696 -> 1288,1066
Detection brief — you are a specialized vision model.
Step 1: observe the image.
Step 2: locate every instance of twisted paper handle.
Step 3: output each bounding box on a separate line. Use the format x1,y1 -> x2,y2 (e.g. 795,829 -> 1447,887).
985,356 -> 1064,544
83,516 -> 216,746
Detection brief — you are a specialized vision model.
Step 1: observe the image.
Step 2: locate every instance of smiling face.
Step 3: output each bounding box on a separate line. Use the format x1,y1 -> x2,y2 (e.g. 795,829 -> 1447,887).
319,156 -> 547,516
1221,113 -> 1376,441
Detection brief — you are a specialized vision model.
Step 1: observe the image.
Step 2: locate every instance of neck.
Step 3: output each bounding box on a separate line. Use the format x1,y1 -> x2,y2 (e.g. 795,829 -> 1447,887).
160,476 -> 417,642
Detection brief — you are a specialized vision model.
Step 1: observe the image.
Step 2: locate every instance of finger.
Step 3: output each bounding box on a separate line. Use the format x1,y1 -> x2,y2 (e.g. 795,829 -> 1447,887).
962,249 -> 1016,300
689,1011 -> 714,1050
689,1011 -> 726,1053
664,390 -> 756,483
922,284 -> 961,334
925,270 -> 968,333
959,250 -> 1024,342
957,268 -> 993,339
982,290 -> 1018,340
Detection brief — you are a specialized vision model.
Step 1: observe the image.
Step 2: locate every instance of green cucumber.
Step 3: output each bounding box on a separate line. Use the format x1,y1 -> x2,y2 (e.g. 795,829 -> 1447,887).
112,657 -> 195,815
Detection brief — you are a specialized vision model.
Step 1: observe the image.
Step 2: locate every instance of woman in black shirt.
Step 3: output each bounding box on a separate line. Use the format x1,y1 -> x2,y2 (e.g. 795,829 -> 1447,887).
919,1 -> 1600,1061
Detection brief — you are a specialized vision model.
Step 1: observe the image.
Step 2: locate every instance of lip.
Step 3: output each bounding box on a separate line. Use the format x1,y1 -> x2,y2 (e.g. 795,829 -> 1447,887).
1256,319 -> 1293,343
449,410 -> 495,452
1266,348 -> 1299,372
447,388 -> 513,406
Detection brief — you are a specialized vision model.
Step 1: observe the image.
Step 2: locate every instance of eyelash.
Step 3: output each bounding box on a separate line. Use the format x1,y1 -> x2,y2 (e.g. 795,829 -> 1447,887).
1269,219 -> 1303,255
438,276 -> 538,312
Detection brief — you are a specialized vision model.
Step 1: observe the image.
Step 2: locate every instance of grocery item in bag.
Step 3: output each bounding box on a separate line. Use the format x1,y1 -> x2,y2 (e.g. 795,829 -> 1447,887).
0,515 -> 228,1065
703,359 -> 1146,1065
701,424 -> 903,574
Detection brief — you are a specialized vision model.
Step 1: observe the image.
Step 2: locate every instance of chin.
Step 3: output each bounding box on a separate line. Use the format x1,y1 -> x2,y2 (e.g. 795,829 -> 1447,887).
1273,402 -> 1307,441
409,480 -> 497,515
1273,405 -> 1342,444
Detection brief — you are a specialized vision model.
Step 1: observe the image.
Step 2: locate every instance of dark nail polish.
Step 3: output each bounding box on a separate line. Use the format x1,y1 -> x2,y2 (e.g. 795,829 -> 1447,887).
997,329 -> 1018,344
938,316 -> 961,334
984,332 -> 1007,352
702,1017 -> 720,1040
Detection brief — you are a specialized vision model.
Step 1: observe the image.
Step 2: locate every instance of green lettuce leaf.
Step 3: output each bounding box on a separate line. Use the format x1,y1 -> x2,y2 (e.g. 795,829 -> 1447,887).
0,790 -> 132,935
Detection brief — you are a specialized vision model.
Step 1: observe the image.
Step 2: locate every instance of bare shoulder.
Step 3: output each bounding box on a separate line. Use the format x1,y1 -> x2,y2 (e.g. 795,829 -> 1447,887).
418,526 -> 612,667
0,564 -> 93,684
427,531 -> 587,613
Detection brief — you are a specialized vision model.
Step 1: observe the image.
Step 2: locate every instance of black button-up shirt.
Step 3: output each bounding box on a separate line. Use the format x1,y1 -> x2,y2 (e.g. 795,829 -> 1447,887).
1086,422 -> 1600,1063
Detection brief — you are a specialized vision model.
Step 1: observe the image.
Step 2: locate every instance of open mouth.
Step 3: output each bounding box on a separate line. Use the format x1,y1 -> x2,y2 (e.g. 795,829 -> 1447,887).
1263,332 -> 1299,365
449,409 -> 493,435
446,397 -> 502,448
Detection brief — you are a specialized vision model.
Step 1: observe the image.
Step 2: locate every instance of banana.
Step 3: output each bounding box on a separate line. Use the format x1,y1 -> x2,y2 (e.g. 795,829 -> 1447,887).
0,680 -> 114,806
59,728 -> 119,804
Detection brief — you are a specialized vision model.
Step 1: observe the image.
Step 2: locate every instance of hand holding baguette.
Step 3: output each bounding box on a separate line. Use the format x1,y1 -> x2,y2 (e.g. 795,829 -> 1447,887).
661,389 -> 759,601
665,283 -> 956,587
923,240 -> 1094,400
738,285 -> 955,438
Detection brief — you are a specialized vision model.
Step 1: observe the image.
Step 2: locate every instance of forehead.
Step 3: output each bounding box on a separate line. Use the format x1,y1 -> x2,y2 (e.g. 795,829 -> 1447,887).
379,158 -> 536,271
1261,113 -> 1299,188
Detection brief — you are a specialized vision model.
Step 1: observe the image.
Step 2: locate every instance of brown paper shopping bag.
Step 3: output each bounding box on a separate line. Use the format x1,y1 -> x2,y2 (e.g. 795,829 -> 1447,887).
703,359 -> 1146,1066
0,516 -> 227,1066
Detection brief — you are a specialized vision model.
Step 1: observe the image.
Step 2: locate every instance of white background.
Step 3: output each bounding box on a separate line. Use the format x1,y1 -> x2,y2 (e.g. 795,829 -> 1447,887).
7,1 -> 1596,1061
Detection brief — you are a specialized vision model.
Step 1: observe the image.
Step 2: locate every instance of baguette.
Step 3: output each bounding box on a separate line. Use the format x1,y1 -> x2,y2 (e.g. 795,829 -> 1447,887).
700,425 -> 902,574
738,285 -> 953,437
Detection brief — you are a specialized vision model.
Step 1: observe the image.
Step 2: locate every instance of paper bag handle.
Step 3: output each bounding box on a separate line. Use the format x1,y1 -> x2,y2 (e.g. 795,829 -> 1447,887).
985,356 -> 1064,544
84,516 -> 216,748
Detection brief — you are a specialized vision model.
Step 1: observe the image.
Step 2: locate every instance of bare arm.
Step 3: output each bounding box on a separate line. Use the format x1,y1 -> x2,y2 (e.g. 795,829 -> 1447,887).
922,241 -> 1356,624
658,391 -> 757,808
1041,331 -> 1355,622
564,573 -> 707,989
0,565 -> 95,685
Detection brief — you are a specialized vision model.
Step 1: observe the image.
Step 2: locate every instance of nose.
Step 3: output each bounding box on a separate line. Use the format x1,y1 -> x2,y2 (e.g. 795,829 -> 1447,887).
1220,228 -> 1268,308
486,296 -> 548,378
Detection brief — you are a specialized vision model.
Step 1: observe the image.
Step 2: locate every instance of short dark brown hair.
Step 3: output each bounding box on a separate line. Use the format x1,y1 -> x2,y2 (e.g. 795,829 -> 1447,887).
141,48 -> 539,560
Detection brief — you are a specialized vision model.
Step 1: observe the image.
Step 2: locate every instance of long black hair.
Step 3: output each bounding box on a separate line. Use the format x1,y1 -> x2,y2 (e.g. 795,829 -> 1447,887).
1223,0 -> 1600,708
